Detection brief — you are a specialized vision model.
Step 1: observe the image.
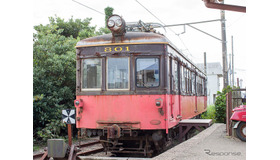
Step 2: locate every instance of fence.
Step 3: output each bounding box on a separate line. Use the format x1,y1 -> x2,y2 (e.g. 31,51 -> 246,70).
226,88 -> 246,136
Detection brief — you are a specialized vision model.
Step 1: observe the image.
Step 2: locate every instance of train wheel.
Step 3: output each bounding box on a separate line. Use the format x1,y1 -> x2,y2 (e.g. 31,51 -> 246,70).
236,122 -> 246,142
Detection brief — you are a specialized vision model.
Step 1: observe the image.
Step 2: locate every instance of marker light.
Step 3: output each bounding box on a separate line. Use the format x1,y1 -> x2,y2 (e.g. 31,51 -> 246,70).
75,100 -> 80,106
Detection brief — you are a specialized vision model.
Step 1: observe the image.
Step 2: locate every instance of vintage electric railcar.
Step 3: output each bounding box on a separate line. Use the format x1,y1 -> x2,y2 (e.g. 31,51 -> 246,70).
74,15 -> 207,156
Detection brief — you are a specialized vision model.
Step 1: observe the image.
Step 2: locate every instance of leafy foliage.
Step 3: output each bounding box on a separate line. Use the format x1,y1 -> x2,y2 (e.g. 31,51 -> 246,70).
33,16 -> 102,141
37,119 -> 66,141
201,105 -> 216,123
214,86 -> 232,123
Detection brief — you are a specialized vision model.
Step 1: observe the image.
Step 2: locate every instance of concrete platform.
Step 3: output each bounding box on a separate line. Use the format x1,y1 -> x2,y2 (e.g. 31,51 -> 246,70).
152,123 -> 246,160
78,156 -> 151,160
179,119 -> 212,124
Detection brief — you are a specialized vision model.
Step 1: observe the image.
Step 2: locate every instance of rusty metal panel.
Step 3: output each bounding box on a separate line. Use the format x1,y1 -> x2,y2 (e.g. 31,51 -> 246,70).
79,44 -> 165,56
203,0 -> 246,13
76,32 -> 169,48
226,92 -> 233,136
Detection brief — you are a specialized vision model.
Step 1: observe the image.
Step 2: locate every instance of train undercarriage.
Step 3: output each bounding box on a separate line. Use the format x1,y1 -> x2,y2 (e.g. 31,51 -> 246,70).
82,124 -> 197,157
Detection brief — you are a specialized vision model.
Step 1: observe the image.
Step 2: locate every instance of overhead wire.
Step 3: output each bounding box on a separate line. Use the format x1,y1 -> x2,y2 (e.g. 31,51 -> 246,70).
226,14 -> 245,28
135,0 -> 193,58
135,0 -> 166,25
72,0 -> 196,60
72,0 -> 105,15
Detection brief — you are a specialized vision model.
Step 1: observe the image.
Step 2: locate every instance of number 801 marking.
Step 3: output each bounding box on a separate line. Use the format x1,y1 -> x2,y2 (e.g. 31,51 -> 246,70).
104,46 -> 130,52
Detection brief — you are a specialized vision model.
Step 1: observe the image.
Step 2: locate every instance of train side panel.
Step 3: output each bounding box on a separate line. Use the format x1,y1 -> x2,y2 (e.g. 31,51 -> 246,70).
181,96 -> 196,119
180,96 -> 207,119
197,96 -> 207,114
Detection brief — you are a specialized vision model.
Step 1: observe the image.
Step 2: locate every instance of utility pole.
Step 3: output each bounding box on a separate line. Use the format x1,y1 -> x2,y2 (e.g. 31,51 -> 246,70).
231,36 -> 234,87
229,53 -> 232,86
221,2 -> 228,89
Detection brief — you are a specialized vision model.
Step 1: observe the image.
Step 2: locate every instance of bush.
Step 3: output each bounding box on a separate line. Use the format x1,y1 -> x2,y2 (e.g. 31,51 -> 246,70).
37,119 -> 66,141
201,105 -> 216,123
214,86 -> 232,123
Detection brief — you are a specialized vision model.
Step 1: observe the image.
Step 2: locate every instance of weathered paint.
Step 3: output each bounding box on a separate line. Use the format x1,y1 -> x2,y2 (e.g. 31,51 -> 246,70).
75,94 -> 207,132
76,32 -> 170,48
230,105 -> 246,122
75,95 -> 166,130
181,96 -> 207,119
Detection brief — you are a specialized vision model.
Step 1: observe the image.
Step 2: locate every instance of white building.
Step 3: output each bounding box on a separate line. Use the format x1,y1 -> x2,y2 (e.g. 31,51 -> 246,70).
197,62 -> 223,105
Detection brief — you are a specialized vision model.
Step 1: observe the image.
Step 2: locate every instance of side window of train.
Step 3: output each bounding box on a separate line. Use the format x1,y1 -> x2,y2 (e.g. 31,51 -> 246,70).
172,59 -> 179,92
181,66 -> 186,94
81,59 -> 102,91
192,71 -> 196,95
187,69 -> 191,95
204,78 -> 207,96
107,57 -> 129,90
202,78 -> 205,96
136,58 -> 159,87
197,76 -> 202,96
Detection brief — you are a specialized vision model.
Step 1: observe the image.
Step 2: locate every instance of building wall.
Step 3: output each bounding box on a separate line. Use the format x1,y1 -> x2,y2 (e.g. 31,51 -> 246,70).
197,62 -> 222,105
207,74 -> 220,105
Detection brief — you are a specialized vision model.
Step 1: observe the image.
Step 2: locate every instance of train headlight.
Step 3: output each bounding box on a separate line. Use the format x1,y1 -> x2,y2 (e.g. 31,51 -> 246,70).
115,19 -> 122,27
107,20 -> 115,28
107,14 -> 126,36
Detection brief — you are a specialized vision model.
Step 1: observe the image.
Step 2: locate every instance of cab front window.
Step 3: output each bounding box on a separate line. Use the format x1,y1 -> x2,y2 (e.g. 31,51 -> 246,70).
107,57 -> 129,90
82,59 -> 102,90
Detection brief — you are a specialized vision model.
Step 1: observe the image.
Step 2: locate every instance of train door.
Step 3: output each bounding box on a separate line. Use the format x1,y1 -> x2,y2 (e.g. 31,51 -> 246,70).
171,59 -> 180,120
192,71 -> 198,113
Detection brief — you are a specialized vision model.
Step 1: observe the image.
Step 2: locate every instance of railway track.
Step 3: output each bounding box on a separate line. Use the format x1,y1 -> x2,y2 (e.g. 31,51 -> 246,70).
33,140 -> 105,160
34,119 -> 210,160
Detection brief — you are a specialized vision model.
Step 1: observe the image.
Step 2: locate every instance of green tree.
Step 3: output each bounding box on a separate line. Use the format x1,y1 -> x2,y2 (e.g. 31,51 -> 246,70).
33,16 -> 98,141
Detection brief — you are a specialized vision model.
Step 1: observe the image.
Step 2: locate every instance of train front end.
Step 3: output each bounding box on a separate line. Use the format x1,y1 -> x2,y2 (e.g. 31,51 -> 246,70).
74,15 -> 207,156
74,15 -> 170,156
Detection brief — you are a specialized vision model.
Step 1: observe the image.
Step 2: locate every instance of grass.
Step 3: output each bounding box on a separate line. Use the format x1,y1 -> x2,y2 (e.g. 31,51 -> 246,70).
201,105 -> 216,123
33,145 -> 41,151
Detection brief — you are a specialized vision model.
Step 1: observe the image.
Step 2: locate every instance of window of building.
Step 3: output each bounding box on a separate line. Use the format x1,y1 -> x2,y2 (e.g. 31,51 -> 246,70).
136,58 -> 159,87
82,59 -> 102,90
107,57 -> 129,90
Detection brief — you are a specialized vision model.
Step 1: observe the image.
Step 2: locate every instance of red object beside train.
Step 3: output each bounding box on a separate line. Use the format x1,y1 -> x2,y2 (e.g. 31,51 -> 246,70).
231,105 -> 246,141
231,105 -> 246,122
74,15 -> 207,156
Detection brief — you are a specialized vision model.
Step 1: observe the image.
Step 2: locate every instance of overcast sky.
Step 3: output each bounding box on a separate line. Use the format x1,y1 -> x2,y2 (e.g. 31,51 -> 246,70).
33,0 -> 247,87
2,1 -> 280,158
